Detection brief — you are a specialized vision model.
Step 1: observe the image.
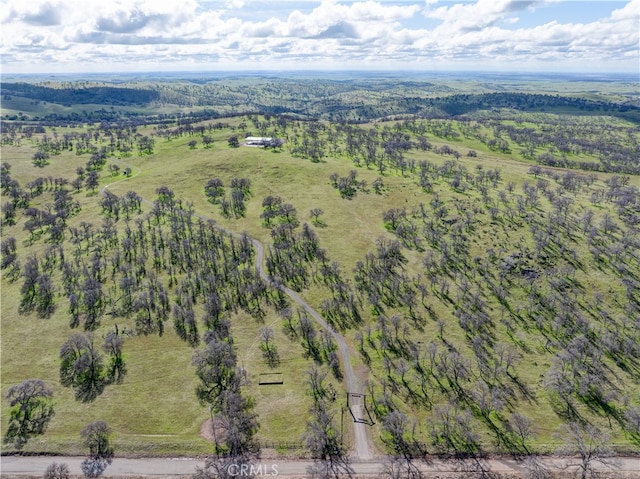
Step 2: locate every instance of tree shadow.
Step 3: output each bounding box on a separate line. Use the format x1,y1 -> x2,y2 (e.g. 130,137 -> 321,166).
75,380 -> 106,403
81,455 -> 112,479
450,454 -> 499,479
306,456 -> 354,479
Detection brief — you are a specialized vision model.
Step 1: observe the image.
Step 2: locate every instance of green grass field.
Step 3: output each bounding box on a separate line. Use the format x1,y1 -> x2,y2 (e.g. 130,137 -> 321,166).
1,107 -> 639,458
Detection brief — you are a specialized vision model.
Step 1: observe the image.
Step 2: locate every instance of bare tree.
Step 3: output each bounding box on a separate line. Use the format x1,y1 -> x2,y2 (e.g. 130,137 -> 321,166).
80,420 -> 114,478
202,136 -> 214,148
521,455 -> 551,479
428,403 -> 480,455
304,399 -> 352,479
102,330 -> 126,384
381,410 -> 425,478
382,455 -> 424,479
193,337 -> 238,412
310,208 -> 325,226
259,327 -> 279,367
510,412 -> 535,453
624,405 -> 640,436
555,422 -> 618,479
44,462 -> 70,479
85,170 -> 100,193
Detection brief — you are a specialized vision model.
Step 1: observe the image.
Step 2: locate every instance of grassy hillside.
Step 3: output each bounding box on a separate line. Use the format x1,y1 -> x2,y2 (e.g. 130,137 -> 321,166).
1,104 -> 639,458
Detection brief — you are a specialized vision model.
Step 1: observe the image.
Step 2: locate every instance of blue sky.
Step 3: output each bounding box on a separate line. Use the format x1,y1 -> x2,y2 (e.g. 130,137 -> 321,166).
1,0 -> 638,73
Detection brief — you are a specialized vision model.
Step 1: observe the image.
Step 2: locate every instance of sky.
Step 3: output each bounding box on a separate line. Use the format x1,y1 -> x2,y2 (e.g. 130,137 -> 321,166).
1,0 -> 638,74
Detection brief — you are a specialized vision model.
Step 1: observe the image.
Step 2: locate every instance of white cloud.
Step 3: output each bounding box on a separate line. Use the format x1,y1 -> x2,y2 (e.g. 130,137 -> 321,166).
610,0 -> 640,21
280,0 -> 418,39
0,0 -> 637,73
1,1 -> 63,26
423,0 -> 550,32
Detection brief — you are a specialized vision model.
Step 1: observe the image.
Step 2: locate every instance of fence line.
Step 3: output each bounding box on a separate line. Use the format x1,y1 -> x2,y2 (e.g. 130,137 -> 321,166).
259,440 -> 306,450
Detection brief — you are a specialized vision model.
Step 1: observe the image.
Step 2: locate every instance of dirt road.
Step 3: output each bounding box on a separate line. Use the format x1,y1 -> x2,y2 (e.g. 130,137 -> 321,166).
102,177 -> 373,460
273,284 -> 372,460
2,454 -> 638,477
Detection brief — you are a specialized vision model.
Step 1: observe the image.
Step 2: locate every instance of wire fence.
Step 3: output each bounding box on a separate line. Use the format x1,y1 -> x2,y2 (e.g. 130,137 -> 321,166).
259,440 -> 306,451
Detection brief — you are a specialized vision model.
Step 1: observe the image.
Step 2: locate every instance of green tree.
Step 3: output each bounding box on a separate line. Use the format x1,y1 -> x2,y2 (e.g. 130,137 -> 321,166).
228,135 -> 240,148
3,379 -> 54,449
204,178 -> 225,204
193,337 -> 237,412
59,333 -> 105,402
32,151 -> 50,167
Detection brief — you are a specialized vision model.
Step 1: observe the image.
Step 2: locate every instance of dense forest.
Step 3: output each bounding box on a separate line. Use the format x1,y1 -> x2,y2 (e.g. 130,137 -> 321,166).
2,83 -> 161,107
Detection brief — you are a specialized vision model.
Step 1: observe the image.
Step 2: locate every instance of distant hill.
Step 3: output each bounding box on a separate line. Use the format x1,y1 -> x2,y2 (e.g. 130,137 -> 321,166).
1,79 -> 638,124
1,83 -> 160,107
421,92 -> 640,123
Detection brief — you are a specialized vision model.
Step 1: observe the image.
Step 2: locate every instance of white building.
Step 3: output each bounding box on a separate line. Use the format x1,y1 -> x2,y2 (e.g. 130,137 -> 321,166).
244,136 -> 273,147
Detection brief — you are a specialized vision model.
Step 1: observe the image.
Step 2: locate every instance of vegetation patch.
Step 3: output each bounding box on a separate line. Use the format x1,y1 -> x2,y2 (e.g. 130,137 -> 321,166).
1,76 -> 639,466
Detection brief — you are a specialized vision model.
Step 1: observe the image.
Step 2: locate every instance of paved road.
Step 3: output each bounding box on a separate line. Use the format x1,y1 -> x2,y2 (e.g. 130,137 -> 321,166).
2,454 -> 638,477
102,172 -> 373,460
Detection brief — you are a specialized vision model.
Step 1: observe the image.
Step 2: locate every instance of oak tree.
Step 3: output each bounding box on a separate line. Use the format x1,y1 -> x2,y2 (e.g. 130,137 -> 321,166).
3,379 -> 54,449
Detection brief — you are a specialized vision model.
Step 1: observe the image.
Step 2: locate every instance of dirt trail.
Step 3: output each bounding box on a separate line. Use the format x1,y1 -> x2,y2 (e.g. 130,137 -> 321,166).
102,174 -> 374,460
222,232 -> 373,460
275,283 -> 373,460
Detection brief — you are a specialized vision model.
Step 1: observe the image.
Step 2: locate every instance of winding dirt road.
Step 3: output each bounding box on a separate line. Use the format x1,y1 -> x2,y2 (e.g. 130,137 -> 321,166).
5,172 -> 638,478
199,218 -> 373,460
271,282 -> 373,460
102,174 -> 373,460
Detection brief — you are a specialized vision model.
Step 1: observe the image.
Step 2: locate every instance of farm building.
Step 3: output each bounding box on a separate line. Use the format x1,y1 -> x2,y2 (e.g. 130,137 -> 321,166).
244,136 -> 273,147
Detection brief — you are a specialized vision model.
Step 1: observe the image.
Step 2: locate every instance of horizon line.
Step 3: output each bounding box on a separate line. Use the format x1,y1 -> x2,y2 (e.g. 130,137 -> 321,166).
1,69 -> 638,77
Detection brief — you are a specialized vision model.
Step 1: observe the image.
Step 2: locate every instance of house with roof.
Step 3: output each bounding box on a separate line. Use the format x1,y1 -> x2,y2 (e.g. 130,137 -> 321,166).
244,136 -> 273,147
